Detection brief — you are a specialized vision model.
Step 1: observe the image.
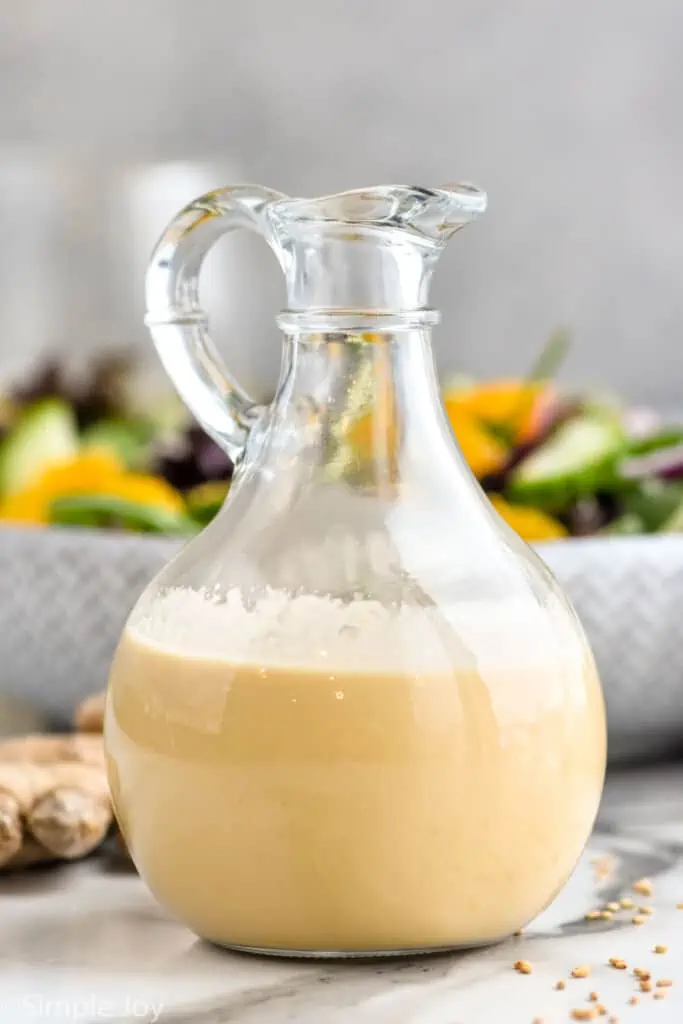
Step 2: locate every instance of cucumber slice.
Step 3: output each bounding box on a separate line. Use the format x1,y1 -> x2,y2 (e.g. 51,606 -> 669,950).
186,480 -> 230,526
621,480 -> 683,532
0,399 -> 79,498
604,513 -> 646,536
507,412 -> 626,510
660,491 -> 683,533
50,494 -> 195,535
81,418 -> 151,469
624,427 -> 683,457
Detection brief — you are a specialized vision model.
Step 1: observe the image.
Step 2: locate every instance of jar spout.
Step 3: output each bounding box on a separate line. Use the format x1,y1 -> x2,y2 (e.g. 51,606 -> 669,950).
269,183 -> 487,244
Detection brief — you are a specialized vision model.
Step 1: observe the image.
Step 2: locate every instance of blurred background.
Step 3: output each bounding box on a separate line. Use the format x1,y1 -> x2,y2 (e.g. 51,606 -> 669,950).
0,0 -> 682,406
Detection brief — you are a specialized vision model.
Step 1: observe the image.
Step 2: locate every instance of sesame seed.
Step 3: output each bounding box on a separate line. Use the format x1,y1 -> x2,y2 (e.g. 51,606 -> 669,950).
606,902 -> 621,913
631,915 -> 647,926
600,911 -> 614,921
639,981 -> 652,992
571,1011 -> 597,1021
585,910 -> 602,921
632,879 -> 653,896
609,958 -> 628,970
589,991 -> 599,1001
620,898 -> 634,910
654,992 -> 666,1000
656,979 -> 672,988
556,980 -> 567,990
628,996 -> 639,1005
515,960 -> 533,974
592,855 -> 615,872
653,945 -> 668,954
596,1007 -> 608,1017
638,906 -> 653,916
633,969 -> 650,981
572,965 -> 591,979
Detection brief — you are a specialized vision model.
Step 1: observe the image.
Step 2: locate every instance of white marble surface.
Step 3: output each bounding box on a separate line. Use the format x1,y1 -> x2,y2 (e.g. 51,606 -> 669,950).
1,766 -> 683,1023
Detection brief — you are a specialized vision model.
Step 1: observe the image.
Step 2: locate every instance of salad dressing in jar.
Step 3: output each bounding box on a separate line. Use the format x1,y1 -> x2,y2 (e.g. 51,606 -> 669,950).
105,182 -> 606,956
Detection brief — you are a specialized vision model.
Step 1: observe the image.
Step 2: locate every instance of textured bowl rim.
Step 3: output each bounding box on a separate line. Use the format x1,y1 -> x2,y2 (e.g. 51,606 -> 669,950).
1,524 -> 683,552
0,523 -> 183,549
534,532 -> 683,552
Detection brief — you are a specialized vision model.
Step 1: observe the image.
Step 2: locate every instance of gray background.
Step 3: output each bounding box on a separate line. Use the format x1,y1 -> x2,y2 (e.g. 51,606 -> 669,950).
0,0 -> 681,406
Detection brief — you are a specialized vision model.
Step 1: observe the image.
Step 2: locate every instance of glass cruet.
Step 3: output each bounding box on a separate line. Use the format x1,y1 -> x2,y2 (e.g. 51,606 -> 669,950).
105,182 -> 606,958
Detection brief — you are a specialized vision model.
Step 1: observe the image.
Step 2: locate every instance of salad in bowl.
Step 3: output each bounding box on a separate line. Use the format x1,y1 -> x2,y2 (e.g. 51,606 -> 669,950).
1,339 -> 682,543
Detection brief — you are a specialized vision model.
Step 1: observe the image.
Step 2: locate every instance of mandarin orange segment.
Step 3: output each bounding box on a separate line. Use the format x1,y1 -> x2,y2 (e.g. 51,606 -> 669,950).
444,404 -> 509,478
444,380 -> 554,444
490,495 -> 567,542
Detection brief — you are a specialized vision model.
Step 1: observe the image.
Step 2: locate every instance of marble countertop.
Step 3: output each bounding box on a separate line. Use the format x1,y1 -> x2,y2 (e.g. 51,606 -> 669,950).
1,766 -> 683,1024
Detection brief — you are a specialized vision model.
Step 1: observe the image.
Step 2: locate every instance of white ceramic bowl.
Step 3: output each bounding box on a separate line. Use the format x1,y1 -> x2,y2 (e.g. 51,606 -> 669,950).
540,535 -> 683,763
0,527 -> 681,763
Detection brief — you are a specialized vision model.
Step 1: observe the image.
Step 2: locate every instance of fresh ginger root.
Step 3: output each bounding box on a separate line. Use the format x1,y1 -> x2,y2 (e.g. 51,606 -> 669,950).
5,836 -> 54,870
0,732 -> 112,871
73,691 -> 135,868
74,691 -> 106,733
28,761 -> 111,859
0,732 -> 105,767
0,763 -> 51,866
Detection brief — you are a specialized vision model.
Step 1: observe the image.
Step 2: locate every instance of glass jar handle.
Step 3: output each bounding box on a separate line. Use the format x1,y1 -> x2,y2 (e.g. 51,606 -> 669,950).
144,185 -> 286,464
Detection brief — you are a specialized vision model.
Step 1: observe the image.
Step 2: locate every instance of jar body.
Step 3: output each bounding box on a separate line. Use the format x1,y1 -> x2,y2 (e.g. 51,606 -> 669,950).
109,181 -> 606,954
107,584 -> 605,955
106,330 -> 606,955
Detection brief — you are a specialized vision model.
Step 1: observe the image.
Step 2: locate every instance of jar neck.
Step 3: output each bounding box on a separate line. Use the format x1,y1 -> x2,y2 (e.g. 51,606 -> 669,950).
277,226 -> 441,315
252,327 -> 461,493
